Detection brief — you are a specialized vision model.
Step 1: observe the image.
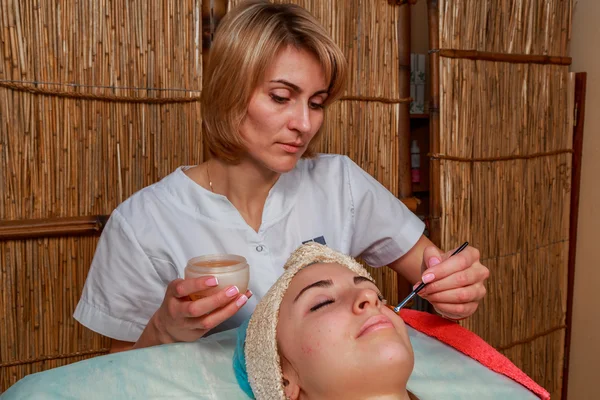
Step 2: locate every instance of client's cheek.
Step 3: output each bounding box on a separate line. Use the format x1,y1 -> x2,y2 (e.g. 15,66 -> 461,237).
299,331 -> 324,357
299,334 -> 317,356
298,325 -> 342,361
301,342 -> 318,356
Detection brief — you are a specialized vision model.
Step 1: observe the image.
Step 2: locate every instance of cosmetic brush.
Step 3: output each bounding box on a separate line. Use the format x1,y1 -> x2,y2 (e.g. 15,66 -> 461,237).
393,241 -> 469,313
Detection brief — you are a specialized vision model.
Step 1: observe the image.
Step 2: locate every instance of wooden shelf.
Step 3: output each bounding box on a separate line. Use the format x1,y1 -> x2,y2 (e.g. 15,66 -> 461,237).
410,113 -> 429,119
412,191 -> 430,217
411,186 -> 429,194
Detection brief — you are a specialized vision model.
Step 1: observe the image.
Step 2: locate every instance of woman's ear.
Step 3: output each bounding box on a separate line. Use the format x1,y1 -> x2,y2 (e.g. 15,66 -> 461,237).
280,355 -> 300,400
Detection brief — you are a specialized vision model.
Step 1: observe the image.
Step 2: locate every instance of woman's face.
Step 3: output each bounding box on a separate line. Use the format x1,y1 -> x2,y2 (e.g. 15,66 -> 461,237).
277,263 -> 414,399
239,46 -> 328,173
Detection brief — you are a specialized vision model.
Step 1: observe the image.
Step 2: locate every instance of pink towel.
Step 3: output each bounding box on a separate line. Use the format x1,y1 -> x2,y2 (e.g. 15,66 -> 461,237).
399,309 -> 550,400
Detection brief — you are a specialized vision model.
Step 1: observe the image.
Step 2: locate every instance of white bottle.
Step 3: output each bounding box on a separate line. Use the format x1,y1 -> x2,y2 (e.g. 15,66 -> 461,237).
411,140 -> 421,184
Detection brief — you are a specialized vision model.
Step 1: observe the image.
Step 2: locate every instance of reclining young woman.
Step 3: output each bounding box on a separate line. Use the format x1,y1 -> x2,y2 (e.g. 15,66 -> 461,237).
234,242 -> 419,400
233,242 -> 550,400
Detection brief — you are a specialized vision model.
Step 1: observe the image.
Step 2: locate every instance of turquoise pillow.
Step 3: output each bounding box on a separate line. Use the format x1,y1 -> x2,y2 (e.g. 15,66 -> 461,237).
2,326 -> 539,400
1,330 -> 250,400
232,318 -> 254,399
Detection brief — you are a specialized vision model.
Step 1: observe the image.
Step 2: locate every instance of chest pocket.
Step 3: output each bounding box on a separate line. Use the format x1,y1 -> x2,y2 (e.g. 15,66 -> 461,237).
302,235 -> 327,245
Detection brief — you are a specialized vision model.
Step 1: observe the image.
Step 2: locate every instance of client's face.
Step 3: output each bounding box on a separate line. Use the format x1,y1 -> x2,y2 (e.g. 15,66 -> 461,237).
277,263 -> 414,399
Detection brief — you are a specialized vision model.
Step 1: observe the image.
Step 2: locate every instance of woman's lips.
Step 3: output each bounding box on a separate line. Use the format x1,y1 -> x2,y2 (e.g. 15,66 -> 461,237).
278,143 -> 303,154
357,315 -> 394,338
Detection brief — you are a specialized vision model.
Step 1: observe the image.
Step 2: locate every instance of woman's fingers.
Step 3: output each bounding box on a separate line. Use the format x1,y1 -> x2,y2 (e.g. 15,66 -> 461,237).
155,279 -> 253,344
432,302 -> 480,321
420,261 -> 489,295
421,282 -> 487,304
184,285 -> 242,317
186,293 -> 250,331
182,287 -> 253,319
421,246 -> 480,283
172,276 -> 219,298
420,245 -> 489,293
418,244 -> 489,320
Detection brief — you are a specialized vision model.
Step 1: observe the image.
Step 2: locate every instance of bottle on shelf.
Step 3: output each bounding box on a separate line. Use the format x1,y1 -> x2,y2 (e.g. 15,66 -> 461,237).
411,139 -> 421,184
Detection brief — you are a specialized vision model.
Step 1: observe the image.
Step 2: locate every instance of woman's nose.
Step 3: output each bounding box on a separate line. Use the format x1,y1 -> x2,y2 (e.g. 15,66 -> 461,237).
288,103 -> 312,134
353,289 -> 381,313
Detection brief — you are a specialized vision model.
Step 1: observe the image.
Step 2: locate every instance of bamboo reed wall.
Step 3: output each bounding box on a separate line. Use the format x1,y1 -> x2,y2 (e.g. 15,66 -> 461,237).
0,0 -> 203,390
1,0 -> 409,391
432,1 -> 574,398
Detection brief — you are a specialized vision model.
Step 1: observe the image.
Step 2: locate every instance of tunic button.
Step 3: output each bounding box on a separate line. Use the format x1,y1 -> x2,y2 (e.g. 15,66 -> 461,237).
256,245 -> 264,252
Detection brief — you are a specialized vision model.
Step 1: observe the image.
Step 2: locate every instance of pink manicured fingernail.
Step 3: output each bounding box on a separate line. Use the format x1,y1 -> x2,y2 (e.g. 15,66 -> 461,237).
226,286 -> 239,297
413,282 -> 421,290
422,273 -> 435,284
205,277 -> 219,287
236,295 -> 248,307
428,257 -> 441,268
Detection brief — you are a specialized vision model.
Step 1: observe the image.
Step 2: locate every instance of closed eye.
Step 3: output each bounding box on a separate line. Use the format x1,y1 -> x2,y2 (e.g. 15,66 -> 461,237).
270,94 -> 288,104
309,101 -> 324,110
310,299 -> 335,312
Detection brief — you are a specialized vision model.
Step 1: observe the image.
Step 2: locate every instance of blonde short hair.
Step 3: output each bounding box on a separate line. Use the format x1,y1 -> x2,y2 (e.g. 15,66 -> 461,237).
201,0 -> 347,162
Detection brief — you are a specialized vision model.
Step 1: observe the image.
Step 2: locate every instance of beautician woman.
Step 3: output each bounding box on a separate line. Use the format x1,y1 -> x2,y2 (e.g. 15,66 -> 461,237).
74,0 -> 489,352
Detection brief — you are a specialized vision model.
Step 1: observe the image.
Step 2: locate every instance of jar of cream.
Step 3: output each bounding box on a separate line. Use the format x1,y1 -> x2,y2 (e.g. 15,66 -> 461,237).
184,254 -> 249,301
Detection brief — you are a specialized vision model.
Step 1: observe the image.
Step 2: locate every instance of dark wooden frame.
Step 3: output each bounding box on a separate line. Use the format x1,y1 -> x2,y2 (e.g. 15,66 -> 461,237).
0,215 -> 108,240
562,72 -> 587,400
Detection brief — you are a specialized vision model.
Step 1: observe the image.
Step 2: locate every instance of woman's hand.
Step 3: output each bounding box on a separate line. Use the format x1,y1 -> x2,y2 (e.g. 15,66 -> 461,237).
416,244 -> 489,320
134,277 -> 251,349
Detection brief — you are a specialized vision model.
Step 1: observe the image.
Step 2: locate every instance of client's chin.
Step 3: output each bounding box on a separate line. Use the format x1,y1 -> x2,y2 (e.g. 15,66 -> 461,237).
362,335 -> 415,388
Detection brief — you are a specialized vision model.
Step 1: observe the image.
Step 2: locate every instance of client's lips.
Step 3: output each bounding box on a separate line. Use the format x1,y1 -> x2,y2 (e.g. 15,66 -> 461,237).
356,315 -> 394,338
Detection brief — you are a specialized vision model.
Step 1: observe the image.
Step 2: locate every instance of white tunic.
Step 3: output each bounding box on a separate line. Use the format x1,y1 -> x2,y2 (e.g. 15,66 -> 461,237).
74,154 -> 425,341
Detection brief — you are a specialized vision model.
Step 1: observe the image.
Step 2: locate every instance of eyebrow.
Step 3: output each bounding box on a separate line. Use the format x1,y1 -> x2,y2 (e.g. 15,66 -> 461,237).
294,279 -> 333,303
270,79 -> 329,96
293,275 -> 379,303
354,276 -> 376,286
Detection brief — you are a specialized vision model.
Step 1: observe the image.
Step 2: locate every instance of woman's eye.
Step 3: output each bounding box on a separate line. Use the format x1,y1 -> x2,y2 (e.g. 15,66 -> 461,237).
310,299 -> 334,312
270,94 -> 288,104
309,102 -> 324,110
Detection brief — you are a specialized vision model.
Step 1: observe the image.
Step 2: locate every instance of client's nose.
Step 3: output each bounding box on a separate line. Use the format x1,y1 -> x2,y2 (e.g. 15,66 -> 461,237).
353,289 -> 381,313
